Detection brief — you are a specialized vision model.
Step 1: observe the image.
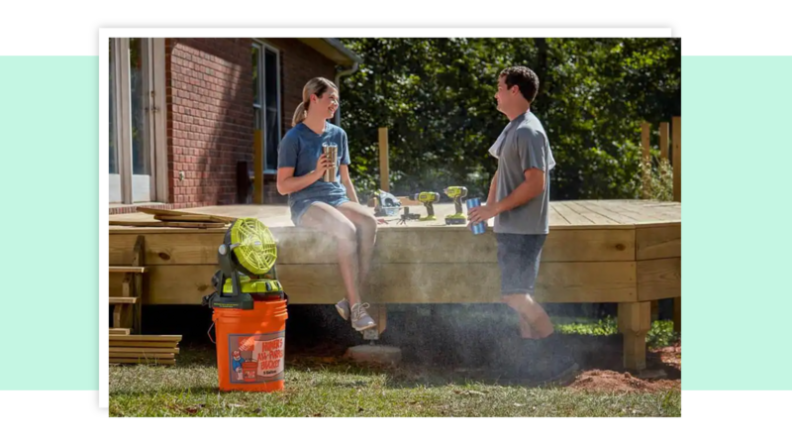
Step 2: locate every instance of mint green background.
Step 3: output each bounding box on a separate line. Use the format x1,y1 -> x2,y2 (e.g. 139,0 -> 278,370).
0,57 -> 98,389
681,56 -> 792,390
0,55 -> 789,390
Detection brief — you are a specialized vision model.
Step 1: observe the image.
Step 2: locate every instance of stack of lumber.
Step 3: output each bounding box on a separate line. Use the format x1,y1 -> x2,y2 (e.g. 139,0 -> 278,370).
109,334 -> 182,366
110,207 -> 235,229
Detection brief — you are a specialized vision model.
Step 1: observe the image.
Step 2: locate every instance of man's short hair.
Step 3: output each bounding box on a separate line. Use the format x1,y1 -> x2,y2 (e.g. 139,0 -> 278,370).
500,66 -> 540,103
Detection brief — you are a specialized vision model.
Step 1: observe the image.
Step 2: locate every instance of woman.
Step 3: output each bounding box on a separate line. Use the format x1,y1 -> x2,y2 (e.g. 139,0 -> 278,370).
276,77 -> 378,332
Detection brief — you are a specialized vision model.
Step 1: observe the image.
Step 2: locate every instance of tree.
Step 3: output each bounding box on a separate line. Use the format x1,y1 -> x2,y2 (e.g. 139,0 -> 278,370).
339,38 -> 680,202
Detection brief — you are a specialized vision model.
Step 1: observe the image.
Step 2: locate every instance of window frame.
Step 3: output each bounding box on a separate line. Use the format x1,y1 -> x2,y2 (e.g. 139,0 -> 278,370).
252,40 -> 282,174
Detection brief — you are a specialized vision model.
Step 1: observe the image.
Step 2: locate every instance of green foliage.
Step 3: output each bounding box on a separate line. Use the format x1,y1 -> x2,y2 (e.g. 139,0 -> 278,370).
338,38 -> 680,202
555,316 -> 680,349
556,315 -> 618,336
641,156 -> 675,201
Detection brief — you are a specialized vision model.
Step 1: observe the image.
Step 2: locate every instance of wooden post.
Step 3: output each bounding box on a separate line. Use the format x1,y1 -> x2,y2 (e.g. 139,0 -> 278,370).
132,236 -> 144,334
378,127 -> 389,192
618,302 -> 651,370
672,117 -> 681,330
659,122 -> 670,161
641,122 -> 651,199
672,117 -> 681,202
371,304 -> 388,335
253,129 -> 264,204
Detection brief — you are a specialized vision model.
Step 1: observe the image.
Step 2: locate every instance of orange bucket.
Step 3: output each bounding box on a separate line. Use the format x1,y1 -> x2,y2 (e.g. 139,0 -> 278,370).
212,299 -> 288,392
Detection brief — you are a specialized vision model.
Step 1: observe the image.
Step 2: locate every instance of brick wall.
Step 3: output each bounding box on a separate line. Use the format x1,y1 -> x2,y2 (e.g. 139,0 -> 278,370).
143,38 -> 342,210
165,38 -> 254,208
260,39 -> 338,205
265,38 -> 338,136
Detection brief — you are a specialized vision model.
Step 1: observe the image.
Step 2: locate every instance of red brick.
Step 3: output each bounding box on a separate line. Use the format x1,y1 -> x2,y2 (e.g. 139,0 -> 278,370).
164,37 -> 337,206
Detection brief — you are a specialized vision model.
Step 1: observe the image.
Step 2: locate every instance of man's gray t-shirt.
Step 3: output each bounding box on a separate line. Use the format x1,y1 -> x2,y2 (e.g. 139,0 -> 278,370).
489,111 -> 555,235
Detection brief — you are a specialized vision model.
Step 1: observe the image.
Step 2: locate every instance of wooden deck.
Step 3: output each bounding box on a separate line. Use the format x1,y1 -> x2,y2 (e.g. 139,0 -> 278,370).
109,199 -> 681,370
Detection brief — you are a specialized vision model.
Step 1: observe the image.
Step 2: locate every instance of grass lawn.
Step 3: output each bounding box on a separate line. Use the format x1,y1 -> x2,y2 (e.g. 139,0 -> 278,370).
110,314 -> 681,417
110,348 -> 680,417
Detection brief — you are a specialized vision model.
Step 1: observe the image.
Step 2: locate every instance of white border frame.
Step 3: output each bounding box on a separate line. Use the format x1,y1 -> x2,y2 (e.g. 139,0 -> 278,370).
99,27 -> 674,408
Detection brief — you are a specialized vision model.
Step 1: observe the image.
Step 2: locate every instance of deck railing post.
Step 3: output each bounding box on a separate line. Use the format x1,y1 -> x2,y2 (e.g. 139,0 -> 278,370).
659,122 -> 670,161
672,116 -> 681,202
641,122 -> 651,199
378,127 -> 389,192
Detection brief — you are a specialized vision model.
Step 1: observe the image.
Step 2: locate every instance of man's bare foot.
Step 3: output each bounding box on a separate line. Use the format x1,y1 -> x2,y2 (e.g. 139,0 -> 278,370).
518,315 -> 541,339
521,312 -> 554,339
502,295 -> 554,339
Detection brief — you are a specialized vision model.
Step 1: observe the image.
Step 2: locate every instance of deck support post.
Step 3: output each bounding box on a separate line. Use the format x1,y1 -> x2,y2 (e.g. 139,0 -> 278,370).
618,301 -> 651,371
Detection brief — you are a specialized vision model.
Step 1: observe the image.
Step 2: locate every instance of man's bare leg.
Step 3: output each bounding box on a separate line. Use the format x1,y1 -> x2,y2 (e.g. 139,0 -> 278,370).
503,293 -> 554,339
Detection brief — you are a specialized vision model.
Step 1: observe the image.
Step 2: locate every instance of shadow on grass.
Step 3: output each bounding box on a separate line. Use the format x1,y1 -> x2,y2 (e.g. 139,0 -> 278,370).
121,304 -> 680,394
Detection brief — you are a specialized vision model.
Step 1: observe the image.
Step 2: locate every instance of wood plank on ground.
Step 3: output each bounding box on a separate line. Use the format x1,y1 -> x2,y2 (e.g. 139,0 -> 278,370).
110,352 -> 175,359
109,347 -> 180,354
109,335 -> 182,342
110,358 -> 175,365
109,341 -> 181,348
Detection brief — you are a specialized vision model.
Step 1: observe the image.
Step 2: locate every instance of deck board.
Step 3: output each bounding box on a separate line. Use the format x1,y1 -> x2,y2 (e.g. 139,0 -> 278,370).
571,201 -> 636,224
563,201 -> 622,225
109,200 -> 679,306
109,200 -> 679,231
548,203 -> 571,225
553,201 -> 596,225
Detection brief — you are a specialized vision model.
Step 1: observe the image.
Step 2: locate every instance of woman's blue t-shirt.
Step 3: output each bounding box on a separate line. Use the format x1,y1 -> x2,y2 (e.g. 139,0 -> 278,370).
277,122 -> 351,207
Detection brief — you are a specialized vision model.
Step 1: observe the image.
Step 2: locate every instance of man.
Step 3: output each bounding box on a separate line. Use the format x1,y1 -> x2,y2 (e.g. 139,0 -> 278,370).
469,66 -> 578,381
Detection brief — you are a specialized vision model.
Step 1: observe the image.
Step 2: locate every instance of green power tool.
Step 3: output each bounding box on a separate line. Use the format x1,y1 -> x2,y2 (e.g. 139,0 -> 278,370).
414,191 -> 440,221
444,186 -> 468,225
202,218 -> 283,310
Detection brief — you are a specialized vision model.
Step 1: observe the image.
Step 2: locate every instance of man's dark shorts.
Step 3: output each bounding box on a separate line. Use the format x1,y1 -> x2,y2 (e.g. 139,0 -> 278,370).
496,233 -> 547,296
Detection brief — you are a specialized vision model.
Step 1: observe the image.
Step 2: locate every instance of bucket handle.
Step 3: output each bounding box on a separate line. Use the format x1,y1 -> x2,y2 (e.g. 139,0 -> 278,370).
207,321 -> 216,344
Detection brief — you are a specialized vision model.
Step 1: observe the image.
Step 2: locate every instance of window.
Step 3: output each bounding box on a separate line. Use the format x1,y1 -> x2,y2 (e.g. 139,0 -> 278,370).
109,38 -> 166,204
252,42 -> 282,173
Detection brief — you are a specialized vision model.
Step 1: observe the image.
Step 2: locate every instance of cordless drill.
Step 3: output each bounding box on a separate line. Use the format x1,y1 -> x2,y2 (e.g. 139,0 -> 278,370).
443,186 -> 468,225
414,191 -> 440,221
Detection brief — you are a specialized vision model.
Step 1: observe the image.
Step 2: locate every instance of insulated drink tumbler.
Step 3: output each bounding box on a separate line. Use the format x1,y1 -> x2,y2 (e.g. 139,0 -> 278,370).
466,198 -> 486,235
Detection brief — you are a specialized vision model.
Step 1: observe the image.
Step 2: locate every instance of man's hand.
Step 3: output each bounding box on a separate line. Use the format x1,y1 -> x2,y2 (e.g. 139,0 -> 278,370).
468,203 -> 499,224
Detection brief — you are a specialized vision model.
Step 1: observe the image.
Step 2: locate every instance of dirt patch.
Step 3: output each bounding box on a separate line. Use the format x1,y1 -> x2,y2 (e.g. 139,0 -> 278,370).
569,342 -> 681,392
651,344 -> 682,369
569,369 -> 680,392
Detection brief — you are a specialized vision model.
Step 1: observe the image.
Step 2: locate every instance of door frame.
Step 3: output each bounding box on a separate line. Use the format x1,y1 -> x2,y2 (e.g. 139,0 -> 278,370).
109,37 -> 167,204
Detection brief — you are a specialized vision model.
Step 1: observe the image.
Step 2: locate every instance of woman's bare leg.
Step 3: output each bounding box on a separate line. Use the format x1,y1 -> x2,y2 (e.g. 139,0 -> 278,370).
298,202 -> 361,306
